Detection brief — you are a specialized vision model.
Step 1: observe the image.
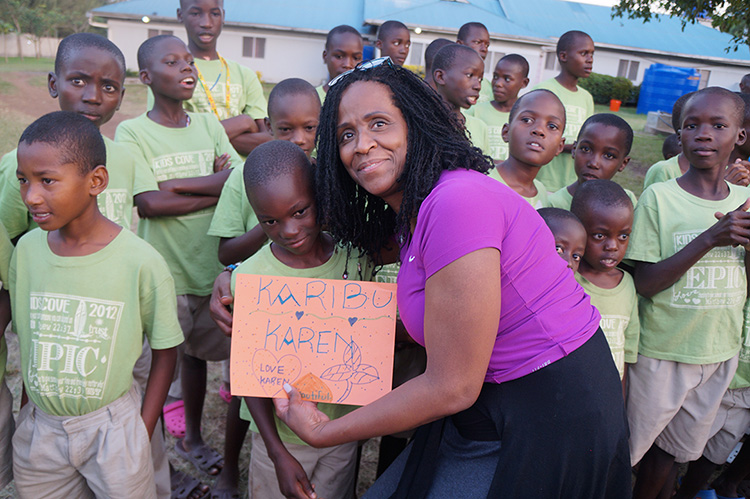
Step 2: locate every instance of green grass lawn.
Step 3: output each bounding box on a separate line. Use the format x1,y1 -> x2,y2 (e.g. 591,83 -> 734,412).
0,57 -> 54,72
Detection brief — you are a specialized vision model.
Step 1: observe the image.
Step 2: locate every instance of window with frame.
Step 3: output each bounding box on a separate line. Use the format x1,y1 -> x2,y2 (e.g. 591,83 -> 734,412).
243,36 -> 266,59
410,42 -> 424,66
698,69 -> 710,89
148,29 -> 173,38
617,59 -> 640,81
544,51 -> 558,71
488,51 -> 506,75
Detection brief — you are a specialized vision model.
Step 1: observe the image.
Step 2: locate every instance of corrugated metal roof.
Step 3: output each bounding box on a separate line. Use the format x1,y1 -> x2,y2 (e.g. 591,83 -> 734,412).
91,0 -> 750,62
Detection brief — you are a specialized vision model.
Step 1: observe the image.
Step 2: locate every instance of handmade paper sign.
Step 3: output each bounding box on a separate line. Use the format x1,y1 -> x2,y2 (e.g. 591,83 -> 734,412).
231,274 -> 397,406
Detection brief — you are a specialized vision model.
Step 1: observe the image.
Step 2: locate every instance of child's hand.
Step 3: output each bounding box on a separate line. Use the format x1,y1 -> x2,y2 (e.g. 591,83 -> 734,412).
274,383 -> 331,448
157,179 -> 181,193
272,450 -> 317,499
209,270 -> 234,336
725,159 -> 750,187
214,153 -> 231,173
709,198 -> 750,248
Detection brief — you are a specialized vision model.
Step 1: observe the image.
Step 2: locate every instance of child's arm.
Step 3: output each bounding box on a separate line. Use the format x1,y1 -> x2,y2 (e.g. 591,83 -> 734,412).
142,347 -> 177,439
157,169 -> 232,197
222,118 -> 273,156
245,396 -> 317,499
134,191 -> 219,219
634,200 -> 750,298
209,270 -> 234,336
0,289 -> 9,340
218,224 -> 268,266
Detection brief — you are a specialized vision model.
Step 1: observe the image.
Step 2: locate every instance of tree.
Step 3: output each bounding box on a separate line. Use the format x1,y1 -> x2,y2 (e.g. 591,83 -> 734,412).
612,0 -> 750,51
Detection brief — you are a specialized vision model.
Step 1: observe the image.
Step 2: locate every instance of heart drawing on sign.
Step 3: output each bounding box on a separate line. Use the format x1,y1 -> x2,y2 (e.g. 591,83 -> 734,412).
252,349 -> 302,397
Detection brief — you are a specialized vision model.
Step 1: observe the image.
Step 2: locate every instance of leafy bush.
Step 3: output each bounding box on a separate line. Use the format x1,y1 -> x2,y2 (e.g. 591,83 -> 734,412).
403,65 -> 425,79
579,72 -> 636,106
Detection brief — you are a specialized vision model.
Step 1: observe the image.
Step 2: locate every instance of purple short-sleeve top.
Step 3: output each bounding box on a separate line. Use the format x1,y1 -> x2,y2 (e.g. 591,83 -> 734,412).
397,169 -> 600,384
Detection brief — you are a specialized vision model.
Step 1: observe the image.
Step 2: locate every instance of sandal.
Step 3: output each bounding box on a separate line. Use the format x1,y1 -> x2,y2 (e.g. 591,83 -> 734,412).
163,400 -> 186,438
171,469 -> 210,499
175,440 -> 224,476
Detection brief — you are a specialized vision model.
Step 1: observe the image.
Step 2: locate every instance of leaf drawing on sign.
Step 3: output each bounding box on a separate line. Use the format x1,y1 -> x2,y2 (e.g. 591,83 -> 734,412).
320,339 -> 379,403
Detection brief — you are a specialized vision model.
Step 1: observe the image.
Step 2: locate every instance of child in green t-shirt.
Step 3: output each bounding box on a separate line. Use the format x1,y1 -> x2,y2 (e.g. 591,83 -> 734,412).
456,22 -> 493,104
662,133 -> 681,161
11,111 -> 183,498
491,89 -> 565,208
0,33 -> 150,238
375,20 -> 410,66
467,54 -> 529,162
538,207 -> 587,273
177,0 -> 270,155
318,25 -> 363,101
210,78 -> 321,266
533,30 -> 595,192
548,113 -> 637,210
570,180 -> 638,387
228,141 -> 373,498
207,77 -> 322,497
432,43 -> 490,154
625,87 -> 750,498
116,34 -> 241,482
0,221 -> 12,491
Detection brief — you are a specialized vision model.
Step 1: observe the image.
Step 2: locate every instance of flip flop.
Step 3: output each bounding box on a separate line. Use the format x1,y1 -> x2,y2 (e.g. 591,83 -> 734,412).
171,469 -> 210,499
695,491 -> 718,499
175,440 -> 224,476
163,400 -> 186,439
219,385 -> 232,404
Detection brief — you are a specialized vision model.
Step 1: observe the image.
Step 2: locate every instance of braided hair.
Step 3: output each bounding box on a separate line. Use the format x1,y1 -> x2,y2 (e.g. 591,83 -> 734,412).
315,63 -> 492,259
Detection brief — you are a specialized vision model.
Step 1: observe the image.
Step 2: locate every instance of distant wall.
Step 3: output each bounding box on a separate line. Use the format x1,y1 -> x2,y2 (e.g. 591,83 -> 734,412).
0,33 -> 60,59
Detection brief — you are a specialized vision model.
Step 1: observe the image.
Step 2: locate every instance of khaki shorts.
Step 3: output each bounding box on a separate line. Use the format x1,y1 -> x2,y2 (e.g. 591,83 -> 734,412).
178,294 -> 230,362
0,379 -> 13,490
627,354 -> 738,465
703,386 -> 750,465
12,383 -> 156,499
248,431 -> 357,499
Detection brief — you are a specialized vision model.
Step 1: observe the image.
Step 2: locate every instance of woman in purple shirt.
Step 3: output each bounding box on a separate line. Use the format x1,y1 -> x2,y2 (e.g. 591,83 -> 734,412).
276,61 -> 629,497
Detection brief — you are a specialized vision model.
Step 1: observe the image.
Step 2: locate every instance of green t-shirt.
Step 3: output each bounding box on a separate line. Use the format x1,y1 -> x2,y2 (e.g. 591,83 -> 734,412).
0,221 -> 12,384
470,102 -> 509,161
488,169 -> 549,209
478,77 -> 493,104
465,114 -> 490,155
576,272 -> 640,379
0,137 -> 150,238
730,299 -> 750,389
547,185 -> 638,210
231,243 -> 374,446
643,155 -> 682,191
316,84 -> 326,104
625,179 -> 749,363
115,112 -> 243,295
147,58 -> 267,121
532,78 -> 595,192
9,228 -> 183,416
208,166 -> 258,238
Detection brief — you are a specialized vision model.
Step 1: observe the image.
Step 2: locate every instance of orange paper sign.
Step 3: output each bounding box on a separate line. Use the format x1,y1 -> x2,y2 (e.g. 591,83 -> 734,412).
231,274 -> 397,406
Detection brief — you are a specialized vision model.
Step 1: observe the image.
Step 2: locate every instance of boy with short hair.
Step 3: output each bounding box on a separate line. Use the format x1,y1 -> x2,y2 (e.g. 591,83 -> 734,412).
318,25 -> 363,102
625,87 -> 750,499
375,20 -> 411,66
570,180 -> 639,385
538,207 -> 587,273
0,32 -> 150,238
533,30 -> 595,192
432,43 -> 490,154
211,77 -> 321,266
548,113 -> 637,210
233,141 -> 372,498
177,0 -> 269,155
116,35 -> 242,479
491,89 -> 566,208
456,22 -> 493,103
10,111 -> 182,498
467,54 -> 530,161
662,133 -> 681,161
423,38 -> 452,91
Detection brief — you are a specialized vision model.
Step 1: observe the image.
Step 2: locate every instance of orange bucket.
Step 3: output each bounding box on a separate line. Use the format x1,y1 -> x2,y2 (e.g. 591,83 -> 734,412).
609,99 -> 622,111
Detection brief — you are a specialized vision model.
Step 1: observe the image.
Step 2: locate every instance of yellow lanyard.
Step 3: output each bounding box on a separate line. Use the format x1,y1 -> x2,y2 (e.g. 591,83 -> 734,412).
194,54 -> 231,119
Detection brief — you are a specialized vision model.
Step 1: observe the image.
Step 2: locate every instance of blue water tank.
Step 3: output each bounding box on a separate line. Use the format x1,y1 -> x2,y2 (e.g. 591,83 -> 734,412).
637,63 -> 701,115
